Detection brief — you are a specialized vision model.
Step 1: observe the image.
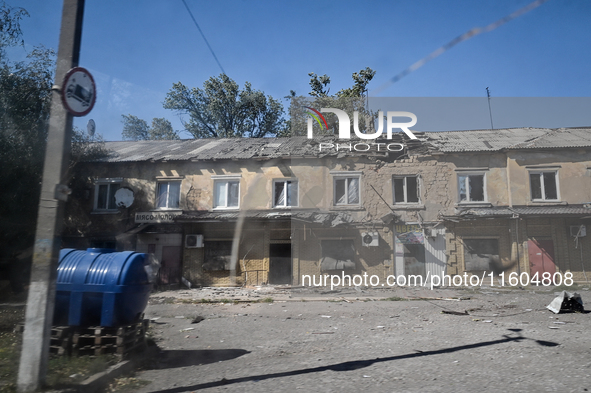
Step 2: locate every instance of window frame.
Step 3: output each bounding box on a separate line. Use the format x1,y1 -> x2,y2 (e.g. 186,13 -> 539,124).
203,240 -> 233,271
272,179 -> 299,208
392,175 -> 420,204
212,175 -> 241,209
462,237 -> 500,272
332,174 -> 361,206
93,178 -> 123,212
457,172 -> 487,203
529,170 -> 560,202
155,180 -> 182,210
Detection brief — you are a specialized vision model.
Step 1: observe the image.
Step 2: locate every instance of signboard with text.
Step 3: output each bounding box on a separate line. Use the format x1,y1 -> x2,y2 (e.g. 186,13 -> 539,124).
135,211 -> 182,223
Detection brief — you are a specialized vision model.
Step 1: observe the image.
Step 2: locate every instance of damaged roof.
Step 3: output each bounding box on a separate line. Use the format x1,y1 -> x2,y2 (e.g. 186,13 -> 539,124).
89,127 -> 591,162
424,127 -> 591,152
90,134 -> 417,163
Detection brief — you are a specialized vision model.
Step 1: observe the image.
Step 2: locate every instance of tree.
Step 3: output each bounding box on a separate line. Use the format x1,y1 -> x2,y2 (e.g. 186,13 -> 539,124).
308,73 -> 331,97
121,114 -> 179,140
307,67 -> 375,98
0,2 -> 106,290
163,74 -> 285,138
0,3 -> 55,267
335,67 -> 376,98
287,67 -> 377,137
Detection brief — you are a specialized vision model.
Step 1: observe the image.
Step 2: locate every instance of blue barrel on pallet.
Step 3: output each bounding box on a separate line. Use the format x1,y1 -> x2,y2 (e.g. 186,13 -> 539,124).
54,248 -> 152,327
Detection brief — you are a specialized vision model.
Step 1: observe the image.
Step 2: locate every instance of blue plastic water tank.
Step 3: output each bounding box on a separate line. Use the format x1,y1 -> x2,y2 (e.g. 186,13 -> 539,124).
54,248 -> 152,327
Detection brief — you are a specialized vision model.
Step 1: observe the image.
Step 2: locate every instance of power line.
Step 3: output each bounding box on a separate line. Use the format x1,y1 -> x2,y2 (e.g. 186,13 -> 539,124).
181,0 -> 226,75
371,0 -> 551,95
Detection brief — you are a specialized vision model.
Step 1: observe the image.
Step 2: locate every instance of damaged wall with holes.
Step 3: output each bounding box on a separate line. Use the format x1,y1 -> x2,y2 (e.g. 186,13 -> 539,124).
442,147 -> 591,282
64,128 -> 591,287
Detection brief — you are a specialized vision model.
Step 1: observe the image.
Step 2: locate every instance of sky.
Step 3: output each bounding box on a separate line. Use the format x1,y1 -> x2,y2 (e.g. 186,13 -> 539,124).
7,0 -> 591,141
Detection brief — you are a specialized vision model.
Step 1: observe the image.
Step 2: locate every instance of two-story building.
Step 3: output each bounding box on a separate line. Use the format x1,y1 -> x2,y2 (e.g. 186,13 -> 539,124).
63,127 -> 591,287
429,128 -> 591,283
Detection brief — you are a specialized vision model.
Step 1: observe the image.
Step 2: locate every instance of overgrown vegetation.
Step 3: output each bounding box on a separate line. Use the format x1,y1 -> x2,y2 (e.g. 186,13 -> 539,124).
0,1 -> 107,291
46,354 -> 118,388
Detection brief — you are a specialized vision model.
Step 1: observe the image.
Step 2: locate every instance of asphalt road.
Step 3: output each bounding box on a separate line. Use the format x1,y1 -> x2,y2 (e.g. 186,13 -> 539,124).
132,286 -> 591,392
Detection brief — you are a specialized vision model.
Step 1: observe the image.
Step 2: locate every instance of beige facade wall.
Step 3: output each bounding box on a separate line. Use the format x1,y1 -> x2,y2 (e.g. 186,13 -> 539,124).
506,150 -> 591,206
65,143 -> 591,286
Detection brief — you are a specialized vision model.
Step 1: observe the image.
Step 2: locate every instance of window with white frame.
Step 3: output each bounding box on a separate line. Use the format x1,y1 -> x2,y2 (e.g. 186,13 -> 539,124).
214,178 -> 240,208
273,179 -> 298,207
393,176 -> 419,204
156,181 -> 181,209
529,171 -> 559,201
458,173 -> 486,202
334,176 -> 360,206
94,179 -> 122,211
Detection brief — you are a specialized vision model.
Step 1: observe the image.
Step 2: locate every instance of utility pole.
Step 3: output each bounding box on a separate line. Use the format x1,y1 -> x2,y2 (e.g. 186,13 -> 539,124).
486,87 -> 494,130
17,1 -> 85,391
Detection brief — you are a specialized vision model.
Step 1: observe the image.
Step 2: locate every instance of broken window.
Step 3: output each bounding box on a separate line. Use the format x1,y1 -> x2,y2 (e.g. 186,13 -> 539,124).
334,176 -> 360,205
273,179 -> 298,207
156,181 -> 181,209
529,171 -> 558,201
463,238 -> 499,271
214,179 -> 240,208
320,240 -> 356,271
458,173 -> 485,202
94,178 -> 122,211
393,176 -> 420,203
203,241 -> 233,271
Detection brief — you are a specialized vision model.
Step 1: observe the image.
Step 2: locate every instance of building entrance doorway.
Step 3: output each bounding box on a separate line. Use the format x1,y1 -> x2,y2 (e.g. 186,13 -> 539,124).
269,243 -> 292,285
528,238 -> 556,276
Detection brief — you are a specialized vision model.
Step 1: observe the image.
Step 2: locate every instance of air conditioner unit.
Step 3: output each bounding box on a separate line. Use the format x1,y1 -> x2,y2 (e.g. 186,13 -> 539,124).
185,234 -> 204,248
362,231 -> 379,247
570,225 -> 586,238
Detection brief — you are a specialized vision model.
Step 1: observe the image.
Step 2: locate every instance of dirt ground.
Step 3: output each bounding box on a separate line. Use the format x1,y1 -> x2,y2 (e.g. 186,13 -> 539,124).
131,285 -> 591,393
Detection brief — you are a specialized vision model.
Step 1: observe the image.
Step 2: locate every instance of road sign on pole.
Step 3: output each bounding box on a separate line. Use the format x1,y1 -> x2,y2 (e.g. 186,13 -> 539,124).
61,66 -> 95,116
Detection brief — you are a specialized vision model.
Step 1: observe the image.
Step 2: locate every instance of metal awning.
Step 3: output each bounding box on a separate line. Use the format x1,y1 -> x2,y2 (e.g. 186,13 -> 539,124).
442,205 -> 591,221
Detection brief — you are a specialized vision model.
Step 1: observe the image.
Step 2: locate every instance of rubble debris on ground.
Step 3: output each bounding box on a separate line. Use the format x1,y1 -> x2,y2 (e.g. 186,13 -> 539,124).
546,291 -> 584,314
191,316 -> 205,324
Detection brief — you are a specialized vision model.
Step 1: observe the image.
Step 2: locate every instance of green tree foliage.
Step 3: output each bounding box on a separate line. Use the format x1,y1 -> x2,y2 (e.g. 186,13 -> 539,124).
0,1 -> 28,53
163,74 -> 285,138
335,67 -> 376,98
0,3 -> 54,260
0,2 -> 106,284
288,67 -> 377,137
149,117 -> 178,140
121,114 -> 179,140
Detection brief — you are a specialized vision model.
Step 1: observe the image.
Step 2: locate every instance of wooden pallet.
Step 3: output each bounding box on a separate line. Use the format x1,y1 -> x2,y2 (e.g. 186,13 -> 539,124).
71,320 -> 149,357
46,319 -> 148,358
50,326 -> 73,356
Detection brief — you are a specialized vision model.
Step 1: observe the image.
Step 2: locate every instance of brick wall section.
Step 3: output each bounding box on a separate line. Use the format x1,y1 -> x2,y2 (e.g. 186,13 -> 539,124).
294,225 -> 393,286
445,219 -> 514,276
446,217 -> 591,283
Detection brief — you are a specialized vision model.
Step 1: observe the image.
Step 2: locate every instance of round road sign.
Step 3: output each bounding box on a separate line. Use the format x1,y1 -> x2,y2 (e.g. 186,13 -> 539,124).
61,67 -> 96,116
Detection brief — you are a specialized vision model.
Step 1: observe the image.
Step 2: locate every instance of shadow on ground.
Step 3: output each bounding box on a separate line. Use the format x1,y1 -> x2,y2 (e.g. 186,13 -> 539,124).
150,349 -> 250,369
146,329 -> 559,392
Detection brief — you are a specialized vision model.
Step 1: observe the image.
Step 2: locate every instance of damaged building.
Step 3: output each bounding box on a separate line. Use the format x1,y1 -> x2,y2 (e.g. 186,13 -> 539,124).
62,127 -> 591,286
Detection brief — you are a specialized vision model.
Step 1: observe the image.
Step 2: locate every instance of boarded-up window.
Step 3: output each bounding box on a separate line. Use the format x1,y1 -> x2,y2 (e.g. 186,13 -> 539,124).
203,241 -> 233,271
463,239 -> 499,271
320,240 -> 356,271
